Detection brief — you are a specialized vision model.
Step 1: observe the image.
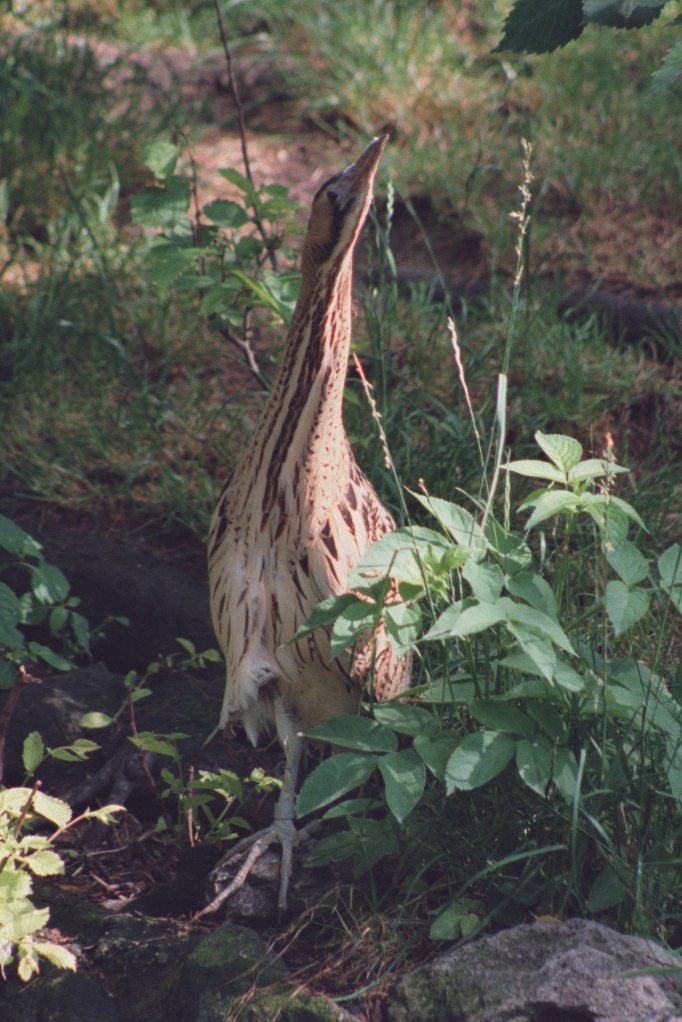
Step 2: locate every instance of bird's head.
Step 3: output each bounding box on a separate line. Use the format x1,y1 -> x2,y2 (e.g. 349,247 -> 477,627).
301,135 -> 388,280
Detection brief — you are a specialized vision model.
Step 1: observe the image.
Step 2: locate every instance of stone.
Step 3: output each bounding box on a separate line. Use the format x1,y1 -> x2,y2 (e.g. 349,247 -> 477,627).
386,918 -> 682,1022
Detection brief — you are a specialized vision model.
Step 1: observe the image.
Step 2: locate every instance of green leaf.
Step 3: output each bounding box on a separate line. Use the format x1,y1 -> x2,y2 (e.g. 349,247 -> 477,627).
653,39 -> 682,91
499,598 -> 573,653
24,849 -> 64,876
350,816 -> 398,875
79,711 -> 113,729
568,459 -> 628,483
586,864 -> 626,912
429,901 -> 468,940
526,702 -> 566,741
523,490 -> 581,530
658,545 -> 682,590
330,601 -> 377,658
218,167 -> 255,197
506,572 -> 557,617
582,492 -> 647,533
516,736 -> 553,795
505,459 -> 566,483
0,660 -> 16,689
22,732 -> 44,774
307,830 -> 360,866
421,601 -> 465,641
0,907 -> 50,943
506,626 -> 556,682
32,564 -> 69,604
485,520 -> 532,574
427,602 -> 506,641
378,748 -> 426,823
495,0 -> 584,54
322,797 -> 381,819
131,176 -> 191,230
411,495 -> 487,561
28,643 -> 73,671
445,731 -> 516,793
383,602 -> 421,656
203,198 -> 249,228
129,733 -> 181,757
0,582 -> 21,627
462,560 -> 504,603
349,526 -> 451,588
146,243 -> 200,291
70,611 -> 90,649
583,0 -> 667,29
469,701 -> 534,737
605,581 -> 650,636
295,752 -> 379,817
33,792 -> 72,828
305,716 -> 397,753
0,515 -> 42,557
553,747 -> 579,802
413,731 -> 460,781
49,606 -> 68,636
290,594 -> 359,644
606,541 -> 649,587
535,432 -> 583,472
19,592 -> 47,626
34,941 -> 77,971
373,703 -> 437,738
143,140 -> 179,181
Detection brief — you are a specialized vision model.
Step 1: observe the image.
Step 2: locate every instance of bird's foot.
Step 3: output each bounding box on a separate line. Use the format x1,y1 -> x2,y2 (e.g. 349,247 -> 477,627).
194,817 -> 319,920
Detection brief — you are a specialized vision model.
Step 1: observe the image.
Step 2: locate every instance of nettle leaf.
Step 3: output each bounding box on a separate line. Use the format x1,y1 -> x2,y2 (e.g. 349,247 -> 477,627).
606,540 -> 649,587
131,176 -> 191,230
495,0 -> 584,54
412,494 -> 487,561
582,492 -> 647,533
658,545 -> 682,590
383,602 -> 421,657
32,563 -> 69,605
516,735 -> 553,796
295,752 -> 379,817
445,731 -> 516,793
506,571 -> 557,617
350,526 -> 450,588
0,515 -> 42,557
462,560 -> 504,604
653,39 -> 682,91
469,701 -> 534,737
305,716 -> 397,753
22,732 -> 44,774
330,601 -> 377,659
143,140 -> 179,182
535,432 -> 583,473
568,459 -> 628,483
373,703 -> 437,738
605,581 -> 650,636
378,748 -> 426,823
203,198 -> 249,229
505,459 -> 566,483
413,731 -> 460,781
583,0 -> 667,29
523,491 -> 581,530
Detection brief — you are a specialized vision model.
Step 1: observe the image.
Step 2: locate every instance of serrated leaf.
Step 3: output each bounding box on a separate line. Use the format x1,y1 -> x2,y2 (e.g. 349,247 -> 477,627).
568,459 -> 628,482
462,560 -> 504,603
307,830 -> 360,866
411,495 -> 487,561
146,243 -> 199,291
445,731 -> 516,793
295,752 -> 379,817
305,716 -> 397,753
372,703 -> 437,738
0,515 -> 42,557
469,701 -> 534,737
129,733 -> 181,757
605,581 -> 650,636
79,711 -> 113,729
495,0 -> 584,54
143,140 -> 179,181
0,907 -> 50,943
583,0 -> 666,29
131,176 -> 191,230
218,167 -> 255,197
505,459 -> 566,483
349,526 -> 451,588
28,643 -> 73,671
22,732 -> 44,774
485,519 -> 532,574
653,39 -> 682,91
31,563 -> 69,604
524,490 -> 581,530
34,941 -> 77,971
350,816 -> 398,875
413,731 -> 460,780
24,850 -> 64,876
606,541 -> 649,587
378,748 -> 426,823
535,432 -> 583,472
506,572 -> 557,617
203,198 -> 249,229
33,792 -> 72,828
516,735 -> 553,795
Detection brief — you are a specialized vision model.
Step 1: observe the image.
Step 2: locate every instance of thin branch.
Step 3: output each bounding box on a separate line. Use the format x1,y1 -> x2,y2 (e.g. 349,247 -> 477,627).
219,324 -> 270,391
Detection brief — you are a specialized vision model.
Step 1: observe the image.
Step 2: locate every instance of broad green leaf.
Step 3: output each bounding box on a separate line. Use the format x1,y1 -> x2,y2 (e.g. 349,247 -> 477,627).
322,797 -> 381,819
143,140 -> 179,181
605,581 -> 650,636
516,736 -> 553,795
24,850 -> 64,876
485,519 -> 532,574
606,541 -> 649,587
412,495 -> 486,561
70,611 -> 90,649
373,703 -> 437,738
0,515 -> 42,557
383,602 -> 421,657
28,642 -> 73,671
505,460 -> 565,483
350,526 -> 450,588
413,731 -> 460,780
79,711 -> 113,729
506,572 -> 557,617
429,901 -> 468,940
129,733 -> 179,757
445,731 -> 516,793
653,39 -> 682,91
432,602 -> 506,640
307,831 -> 359,866
290,593 -> 358,643
0,582 -> 21,627
49,749 -> 82,762
330,601 -> 376,659
22,732 -> 44,775
523,490 -> 581,530
0,907 -> 50,943
469,701 -> 534,737
422,601 -> 465,641
535,432 -> 582,472
305,716 -> 397,753
553,747 -> 579,803
260,270 -> 301,325
18,592 -> 47,626
583,0 -> 666,29
378,748 -> 426,823
494,0 -> 584,55
49,605 -> 68,636
0,659 -> 17,689
203,199 -> 249,229
295,752 -> 379,816
499,598 -> 573,653
349,816 -> 398,875
32,563 -> 69,604
462,560 -> 504,604
218,167 -> 255,197
667,738 -> 682,800
34,942 -> 77,971
417,679 -> 476,703
568,459 -> 628,483
131,176 -> 191,230
146,243 -> 199,291
33,792 -> 72,828
0,870 -> 32,901
586,864 -> 626,912
0,617 -> 24,647
581,492 -> 647,533
658,545 -> 682,590
505,624 -> 556,682
526,702 -> 566,741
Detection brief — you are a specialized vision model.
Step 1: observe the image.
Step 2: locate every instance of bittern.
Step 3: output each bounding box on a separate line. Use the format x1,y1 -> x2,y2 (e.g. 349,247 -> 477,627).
206,136 -> 411,912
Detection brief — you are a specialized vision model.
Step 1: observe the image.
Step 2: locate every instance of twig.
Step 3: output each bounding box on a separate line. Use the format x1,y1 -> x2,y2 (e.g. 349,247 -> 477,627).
0,665 -> 40,784
212,0 -> 278,271
14,780 -> 41,839
219,324 -> 270,391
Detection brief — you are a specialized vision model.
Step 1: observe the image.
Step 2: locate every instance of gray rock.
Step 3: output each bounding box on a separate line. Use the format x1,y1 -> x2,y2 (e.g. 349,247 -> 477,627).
387,918 -> 682,1022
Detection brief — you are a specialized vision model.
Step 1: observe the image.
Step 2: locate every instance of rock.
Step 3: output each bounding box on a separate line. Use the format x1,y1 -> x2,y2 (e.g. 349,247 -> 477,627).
0,889 -> 354,1022
386,918 -> 682,1022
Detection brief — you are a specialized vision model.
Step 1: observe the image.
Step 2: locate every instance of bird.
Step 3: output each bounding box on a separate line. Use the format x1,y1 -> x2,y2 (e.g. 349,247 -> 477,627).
205,136 -> 411,913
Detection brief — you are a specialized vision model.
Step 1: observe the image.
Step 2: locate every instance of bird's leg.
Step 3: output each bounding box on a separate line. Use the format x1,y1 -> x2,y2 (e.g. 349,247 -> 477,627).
195,700 -> 317,920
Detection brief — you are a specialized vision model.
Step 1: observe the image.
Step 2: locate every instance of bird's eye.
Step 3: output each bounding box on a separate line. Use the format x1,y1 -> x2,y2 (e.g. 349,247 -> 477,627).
327,190 -> 340,207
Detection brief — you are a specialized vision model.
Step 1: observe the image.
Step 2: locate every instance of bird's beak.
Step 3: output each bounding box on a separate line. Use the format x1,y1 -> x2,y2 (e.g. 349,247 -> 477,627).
337,135 -> 388,209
